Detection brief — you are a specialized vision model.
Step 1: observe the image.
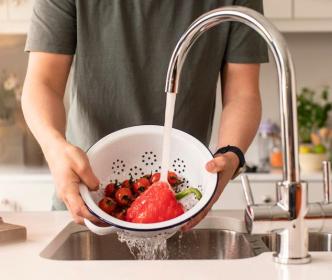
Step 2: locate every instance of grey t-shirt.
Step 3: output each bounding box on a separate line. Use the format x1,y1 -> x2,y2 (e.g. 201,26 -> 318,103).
26,0 -> 268,152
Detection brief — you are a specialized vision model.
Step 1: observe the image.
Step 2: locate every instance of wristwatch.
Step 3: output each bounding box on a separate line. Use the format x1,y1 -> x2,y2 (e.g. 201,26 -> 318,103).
214,145 -> 246,179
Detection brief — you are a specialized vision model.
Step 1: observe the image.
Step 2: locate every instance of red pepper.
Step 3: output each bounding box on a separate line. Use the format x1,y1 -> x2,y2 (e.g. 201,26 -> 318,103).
126,182 -> 184,223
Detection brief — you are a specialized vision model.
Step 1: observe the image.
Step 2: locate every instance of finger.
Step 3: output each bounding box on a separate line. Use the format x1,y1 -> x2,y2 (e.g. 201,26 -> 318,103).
71,148 -> 100,190
65,186 -> 100,223
63,199 -> 84,224
205,156 -> 227,173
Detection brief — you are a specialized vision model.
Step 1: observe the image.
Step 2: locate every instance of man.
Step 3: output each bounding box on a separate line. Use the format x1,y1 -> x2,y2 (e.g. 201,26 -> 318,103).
22,0 -> 267,230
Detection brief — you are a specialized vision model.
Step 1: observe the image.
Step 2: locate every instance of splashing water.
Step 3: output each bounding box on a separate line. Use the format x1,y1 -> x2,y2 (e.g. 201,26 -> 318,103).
160,93 -> 177,182
117,231 -> 175,260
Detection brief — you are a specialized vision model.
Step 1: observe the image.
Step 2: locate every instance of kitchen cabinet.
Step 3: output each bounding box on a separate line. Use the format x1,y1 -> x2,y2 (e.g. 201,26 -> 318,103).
263,0 -> 292,19
294,0 -> 332,19
213,173 -> 325,210
8,0 -> 34,21
0,168 -> 53,211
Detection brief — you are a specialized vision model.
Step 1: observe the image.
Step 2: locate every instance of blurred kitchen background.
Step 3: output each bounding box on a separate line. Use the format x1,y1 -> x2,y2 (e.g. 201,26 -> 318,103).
0,0 -> 331,211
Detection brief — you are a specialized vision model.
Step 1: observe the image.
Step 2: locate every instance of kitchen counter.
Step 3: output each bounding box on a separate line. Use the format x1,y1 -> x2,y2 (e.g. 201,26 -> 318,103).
1,211 -> 332,280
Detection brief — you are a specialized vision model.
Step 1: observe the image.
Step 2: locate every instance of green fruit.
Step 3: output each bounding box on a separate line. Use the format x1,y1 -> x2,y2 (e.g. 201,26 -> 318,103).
312,144 -> 327,154
299,145 -> 312,154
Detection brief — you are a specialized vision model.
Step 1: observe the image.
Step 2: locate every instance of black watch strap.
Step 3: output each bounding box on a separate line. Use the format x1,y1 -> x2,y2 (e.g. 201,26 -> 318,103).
214,145 -> 246,169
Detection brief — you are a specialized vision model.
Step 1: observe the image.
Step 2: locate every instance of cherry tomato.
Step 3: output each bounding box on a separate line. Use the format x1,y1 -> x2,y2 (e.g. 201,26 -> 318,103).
168,171 -> 180,186
133,177 -> 151,194
104,183 -> 116,197
115,187 -> 133,206
98,197 -> 117,214
113,209 -> 126,221
150,172 -> 160,184
121,179 -> 132,189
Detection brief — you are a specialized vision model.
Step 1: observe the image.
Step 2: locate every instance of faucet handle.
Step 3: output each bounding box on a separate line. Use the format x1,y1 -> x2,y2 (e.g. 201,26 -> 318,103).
241,175 -> 255,206
322,161 -> 332,203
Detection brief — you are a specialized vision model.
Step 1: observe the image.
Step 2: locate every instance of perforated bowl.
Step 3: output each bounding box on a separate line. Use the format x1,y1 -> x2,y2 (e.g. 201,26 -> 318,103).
79,125 -> 218,237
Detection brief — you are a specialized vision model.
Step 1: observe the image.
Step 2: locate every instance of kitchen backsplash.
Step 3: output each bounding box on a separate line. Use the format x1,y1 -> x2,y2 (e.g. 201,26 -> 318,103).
1,33 -> 332,166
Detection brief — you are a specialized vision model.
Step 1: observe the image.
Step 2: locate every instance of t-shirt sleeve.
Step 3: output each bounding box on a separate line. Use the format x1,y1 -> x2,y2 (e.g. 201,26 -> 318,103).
224,0 -> 268,63
25,0 -> 76,54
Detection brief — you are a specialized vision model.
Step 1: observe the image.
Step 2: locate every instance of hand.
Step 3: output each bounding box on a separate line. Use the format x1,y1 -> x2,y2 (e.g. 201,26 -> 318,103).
45,140 -> 100,224
181,152 -> 239,231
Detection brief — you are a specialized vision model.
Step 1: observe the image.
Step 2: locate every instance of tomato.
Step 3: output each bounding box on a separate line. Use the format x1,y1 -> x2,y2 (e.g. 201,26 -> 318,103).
168,171 -> 181,186
98,197 -> 117,214
115,187 -> 133,206
104,183 -> 116,197
121,179 -> 132,189
133,177 -> 151,194
112,209 -> 126,221
126,182 -> 184,223
150,172 -> 160,184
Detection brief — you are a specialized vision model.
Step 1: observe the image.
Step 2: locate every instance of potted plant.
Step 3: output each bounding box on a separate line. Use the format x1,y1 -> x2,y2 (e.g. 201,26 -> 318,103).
297,87 -> 332,172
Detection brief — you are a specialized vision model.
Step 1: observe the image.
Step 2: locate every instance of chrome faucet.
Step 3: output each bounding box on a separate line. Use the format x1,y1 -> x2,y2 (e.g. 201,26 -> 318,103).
164,6 -> 332,264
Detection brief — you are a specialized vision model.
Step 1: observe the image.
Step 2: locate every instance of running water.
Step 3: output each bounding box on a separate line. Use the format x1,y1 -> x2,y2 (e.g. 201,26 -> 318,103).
117,231 -> 175,260
116,92 -> 186,260
160,92 -> 177,182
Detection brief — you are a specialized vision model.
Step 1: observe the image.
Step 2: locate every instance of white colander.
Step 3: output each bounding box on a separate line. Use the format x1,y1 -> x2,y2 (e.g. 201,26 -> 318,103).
79,125 -> 218,237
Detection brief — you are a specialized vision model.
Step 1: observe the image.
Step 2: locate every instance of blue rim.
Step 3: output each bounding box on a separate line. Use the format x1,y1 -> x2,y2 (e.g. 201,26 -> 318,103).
83,125 -> 219,232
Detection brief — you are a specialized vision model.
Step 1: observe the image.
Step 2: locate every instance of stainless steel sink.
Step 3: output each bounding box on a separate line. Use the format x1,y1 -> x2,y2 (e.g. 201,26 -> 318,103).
40,222 -> 332,261
261,232 -> 332,252
40,222 -> 268,260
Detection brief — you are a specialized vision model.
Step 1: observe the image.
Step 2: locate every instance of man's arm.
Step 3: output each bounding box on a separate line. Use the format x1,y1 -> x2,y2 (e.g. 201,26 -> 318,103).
22,52 -> 99,224
183,63 -> 261,230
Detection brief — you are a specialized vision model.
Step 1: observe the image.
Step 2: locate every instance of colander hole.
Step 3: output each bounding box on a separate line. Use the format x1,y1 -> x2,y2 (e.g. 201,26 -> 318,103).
154,159 -> 157,162
145,152 -> 148,154
150,163 -> 153,166
130,168 -> 133,171
182,169 -> 185,172
181,160 -> 184,163
121,169 -> 124,172
139,168 -> 142,171
146,163 -> 149,166
148,157 -> 151,160
117,166 -> 119,168
154,155 -> 156,158
134,173 -> 137,176
123,164 -> 125,167
142,155 -> 145,158
142,160 -> 145,162
150,151 -> 153,154
117,159 -> 119,162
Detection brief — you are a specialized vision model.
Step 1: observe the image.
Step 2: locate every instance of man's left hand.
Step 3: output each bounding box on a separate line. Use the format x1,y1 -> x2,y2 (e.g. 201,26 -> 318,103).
181,152 -> 239,231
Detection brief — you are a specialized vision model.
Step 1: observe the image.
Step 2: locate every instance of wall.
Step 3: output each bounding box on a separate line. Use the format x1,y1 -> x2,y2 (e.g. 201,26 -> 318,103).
234,33 -> 332,164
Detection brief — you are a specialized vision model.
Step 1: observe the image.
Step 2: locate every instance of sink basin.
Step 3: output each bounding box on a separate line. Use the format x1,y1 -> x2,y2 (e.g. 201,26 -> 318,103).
261,232 -> 332,252
40,222 -> 268,260
40,220 -> 332,261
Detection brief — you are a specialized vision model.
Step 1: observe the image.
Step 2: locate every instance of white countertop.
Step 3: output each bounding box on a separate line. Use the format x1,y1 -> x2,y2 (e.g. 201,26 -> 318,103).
1,211 -> 332,280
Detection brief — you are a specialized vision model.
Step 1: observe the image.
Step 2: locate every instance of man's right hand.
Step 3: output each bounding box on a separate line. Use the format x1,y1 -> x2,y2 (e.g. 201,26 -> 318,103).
45,140 -> 100,224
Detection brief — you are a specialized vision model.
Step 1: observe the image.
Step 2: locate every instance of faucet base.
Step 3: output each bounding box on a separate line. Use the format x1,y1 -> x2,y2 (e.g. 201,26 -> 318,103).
273,253 -> 311,265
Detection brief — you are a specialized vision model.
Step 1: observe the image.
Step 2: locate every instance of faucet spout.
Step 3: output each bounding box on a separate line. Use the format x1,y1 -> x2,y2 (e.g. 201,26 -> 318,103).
165,6 -> 299,183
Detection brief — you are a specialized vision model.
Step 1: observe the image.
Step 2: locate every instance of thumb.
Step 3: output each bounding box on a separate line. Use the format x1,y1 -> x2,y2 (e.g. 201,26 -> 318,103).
205,156 -> 227,173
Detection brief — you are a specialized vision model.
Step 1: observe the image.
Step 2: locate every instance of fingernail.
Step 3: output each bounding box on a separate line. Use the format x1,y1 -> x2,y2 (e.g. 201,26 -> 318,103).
206,161 -> 216,171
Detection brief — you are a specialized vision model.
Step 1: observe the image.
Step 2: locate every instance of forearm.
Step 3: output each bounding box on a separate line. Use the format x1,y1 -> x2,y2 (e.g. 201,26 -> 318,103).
218,63 -> 262,154
21,52 -> 73,158
21,81 -> 67,156
217,91 -> 262,153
